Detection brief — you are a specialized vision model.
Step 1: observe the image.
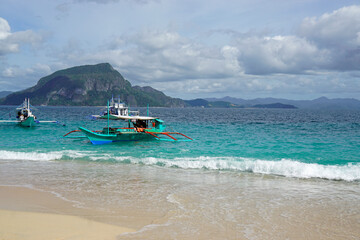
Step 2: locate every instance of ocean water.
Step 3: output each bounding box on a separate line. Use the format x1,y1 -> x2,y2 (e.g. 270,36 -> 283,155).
1,106 -> 360,239
1,106 -> 359,180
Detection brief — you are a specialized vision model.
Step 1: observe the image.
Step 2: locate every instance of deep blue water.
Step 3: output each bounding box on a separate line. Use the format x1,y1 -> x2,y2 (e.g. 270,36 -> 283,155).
1,106 -> 359,181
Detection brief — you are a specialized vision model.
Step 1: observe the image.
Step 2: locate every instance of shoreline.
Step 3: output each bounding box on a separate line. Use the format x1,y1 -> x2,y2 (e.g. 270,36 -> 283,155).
1,165 -> 360,239
0,186 -> 135,240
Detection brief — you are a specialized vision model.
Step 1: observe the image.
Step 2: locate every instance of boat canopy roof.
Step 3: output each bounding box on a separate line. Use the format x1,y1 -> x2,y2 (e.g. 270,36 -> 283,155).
117,115 -> 159,121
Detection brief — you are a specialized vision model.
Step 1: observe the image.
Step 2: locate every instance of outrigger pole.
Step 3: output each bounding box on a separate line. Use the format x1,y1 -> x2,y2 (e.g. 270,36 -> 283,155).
144,131 -> 193,141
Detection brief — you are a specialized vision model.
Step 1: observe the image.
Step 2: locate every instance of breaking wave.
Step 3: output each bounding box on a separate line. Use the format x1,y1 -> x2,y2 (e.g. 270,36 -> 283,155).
1,150 -> 359,181
0,150 -> 90,161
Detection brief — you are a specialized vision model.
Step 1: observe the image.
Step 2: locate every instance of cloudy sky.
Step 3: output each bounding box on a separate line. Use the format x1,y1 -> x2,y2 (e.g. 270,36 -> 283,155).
1,0 -> 360,100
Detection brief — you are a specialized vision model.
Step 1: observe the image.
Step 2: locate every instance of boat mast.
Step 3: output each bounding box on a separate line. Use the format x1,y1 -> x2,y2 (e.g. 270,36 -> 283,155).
107,100 -> 110,135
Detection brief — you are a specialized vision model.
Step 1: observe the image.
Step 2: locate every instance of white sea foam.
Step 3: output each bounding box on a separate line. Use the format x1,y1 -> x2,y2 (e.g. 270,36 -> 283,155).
119,156 -> 360,182
1,150 -> 359,181
0,150 -> 63,161
0,150 -> 90,161
0,183 -> 84,209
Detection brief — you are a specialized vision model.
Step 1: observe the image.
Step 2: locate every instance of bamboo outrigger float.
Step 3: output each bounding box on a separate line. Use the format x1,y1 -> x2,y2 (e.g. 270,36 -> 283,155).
64,101 -> 193,144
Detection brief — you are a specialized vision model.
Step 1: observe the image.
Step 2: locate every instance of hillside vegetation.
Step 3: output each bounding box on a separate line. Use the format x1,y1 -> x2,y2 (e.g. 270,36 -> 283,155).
1,63 -> 184,107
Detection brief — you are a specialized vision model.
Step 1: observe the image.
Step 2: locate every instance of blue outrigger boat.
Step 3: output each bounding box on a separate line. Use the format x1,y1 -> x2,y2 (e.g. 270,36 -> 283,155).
64,102 -> 193,144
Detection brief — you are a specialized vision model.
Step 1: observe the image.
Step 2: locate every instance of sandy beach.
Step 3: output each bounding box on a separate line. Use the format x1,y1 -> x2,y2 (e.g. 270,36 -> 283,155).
1,167 -> 360,240
0,186 -> 134,240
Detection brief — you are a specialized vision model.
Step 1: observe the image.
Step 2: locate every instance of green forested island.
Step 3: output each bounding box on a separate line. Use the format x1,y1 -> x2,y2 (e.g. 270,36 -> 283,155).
2,63 -> 357,109
0,63 -> 184,107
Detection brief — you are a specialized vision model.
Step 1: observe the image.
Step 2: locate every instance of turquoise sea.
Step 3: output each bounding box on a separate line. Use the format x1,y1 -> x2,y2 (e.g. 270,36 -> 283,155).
1,106 -> 360,239
1,106 -> 359,181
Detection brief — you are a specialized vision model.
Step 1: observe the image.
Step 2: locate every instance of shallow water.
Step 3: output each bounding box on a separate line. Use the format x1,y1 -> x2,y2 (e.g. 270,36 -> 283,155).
0,106 -> 360,239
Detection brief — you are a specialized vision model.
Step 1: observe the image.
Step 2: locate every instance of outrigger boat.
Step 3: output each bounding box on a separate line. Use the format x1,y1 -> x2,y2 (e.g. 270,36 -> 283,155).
0,98 -> 59,127
16,98 -> 36,127
91,97 -> 139,120
64,102 -> 193,144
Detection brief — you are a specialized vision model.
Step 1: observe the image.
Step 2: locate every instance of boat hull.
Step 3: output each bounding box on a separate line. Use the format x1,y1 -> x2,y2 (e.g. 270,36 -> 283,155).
99,114 -> 122,120
19,116 -> 36,127
79,127 -> 155,144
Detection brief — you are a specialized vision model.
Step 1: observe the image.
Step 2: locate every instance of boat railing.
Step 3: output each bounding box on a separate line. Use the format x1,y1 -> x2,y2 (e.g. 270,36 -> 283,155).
129,110 -> 140,116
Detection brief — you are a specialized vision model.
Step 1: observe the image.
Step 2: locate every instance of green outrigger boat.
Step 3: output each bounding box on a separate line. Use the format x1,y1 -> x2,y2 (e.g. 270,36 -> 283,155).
64,103 -> 193,144
0,98 -> 36,127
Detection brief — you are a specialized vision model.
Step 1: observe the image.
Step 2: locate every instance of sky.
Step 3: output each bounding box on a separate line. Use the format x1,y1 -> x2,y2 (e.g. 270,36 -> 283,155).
0,0 -> 360,100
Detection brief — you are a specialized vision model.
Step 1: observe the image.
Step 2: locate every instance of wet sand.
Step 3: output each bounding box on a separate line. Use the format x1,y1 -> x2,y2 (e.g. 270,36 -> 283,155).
0,186 -> 134,240
1,163 -> 360,240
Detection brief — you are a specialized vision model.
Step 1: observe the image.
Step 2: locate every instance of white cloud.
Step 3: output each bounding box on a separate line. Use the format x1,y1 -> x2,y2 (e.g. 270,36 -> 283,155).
224,5 -> 360,75
88,30 -> 243,85
0,17 -> 11,40
1,2 -> 360,99
51,17 -> 359,98
2,67 -> 14,77
234,35 -> 330,75
0,17 -> 19,55
74,0 -> 153,4
1,64 -> 51,79
0,64 -> 52,90
0,17 -> 43,56
134,30 -> 184,50
299,5 -> 360,48
298,5 -> 360,71
73,0 -> 156,4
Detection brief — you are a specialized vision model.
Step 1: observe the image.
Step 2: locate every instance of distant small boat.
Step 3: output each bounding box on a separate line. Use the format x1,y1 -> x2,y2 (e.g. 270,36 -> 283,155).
91,97 -> 139,120
0,98 -> 59,127
16,98 -> 36,127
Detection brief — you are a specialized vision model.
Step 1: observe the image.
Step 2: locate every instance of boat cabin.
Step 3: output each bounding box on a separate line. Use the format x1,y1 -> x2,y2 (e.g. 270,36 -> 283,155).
16,98 -> 35,121
131,118 -> 164,130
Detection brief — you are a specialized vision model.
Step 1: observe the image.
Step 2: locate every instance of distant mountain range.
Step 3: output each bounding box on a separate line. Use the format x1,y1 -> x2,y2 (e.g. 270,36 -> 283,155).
184,98 -> 297,109
184,99 -> 240,108
0,63 -> 184,107
1,63 -> 359,110
204,96 -> 360,110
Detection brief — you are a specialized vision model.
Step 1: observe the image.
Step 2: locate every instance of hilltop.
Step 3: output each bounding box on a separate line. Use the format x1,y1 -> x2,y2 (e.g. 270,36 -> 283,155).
0,63 -> 184,107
